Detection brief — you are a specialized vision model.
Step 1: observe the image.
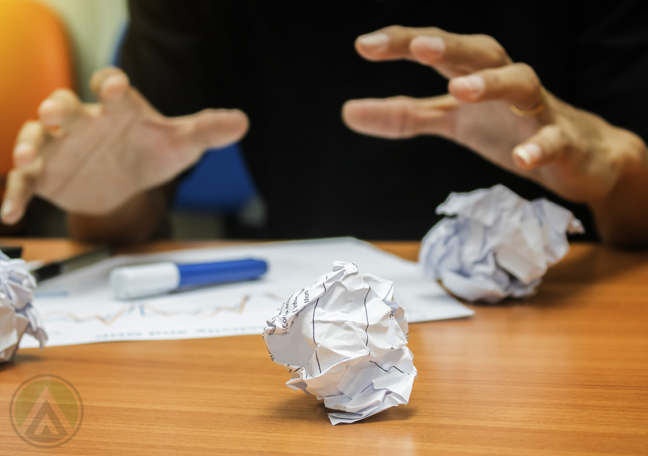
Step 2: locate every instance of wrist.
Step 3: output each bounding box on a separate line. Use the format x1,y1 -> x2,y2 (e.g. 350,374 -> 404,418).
67,186 -> 172,245
588,129 -> 648,248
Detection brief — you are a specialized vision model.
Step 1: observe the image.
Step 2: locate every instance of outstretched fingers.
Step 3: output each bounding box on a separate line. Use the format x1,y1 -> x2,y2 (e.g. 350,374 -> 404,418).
449,63 -> 545,111
355,26 -> 511,77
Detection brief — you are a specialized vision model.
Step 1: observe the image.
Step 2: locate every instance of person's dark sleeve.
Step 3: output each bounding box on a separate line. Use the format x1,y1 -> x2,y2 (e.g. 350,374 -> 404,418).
121,0 -> 216,117
571,0 -> 648,142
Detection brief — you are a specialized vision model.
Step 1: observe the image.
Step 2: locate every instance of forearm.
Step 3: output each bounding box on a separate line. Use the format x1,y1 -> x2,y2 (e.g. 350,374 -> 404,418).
588,131 -> 648,249
67,185 -> 172,245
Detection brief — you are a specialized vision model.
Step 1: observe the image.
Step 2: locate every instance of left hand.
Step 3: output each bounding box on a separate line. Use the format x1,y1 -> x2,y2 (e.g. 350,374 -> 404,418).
342,26 -> 644,203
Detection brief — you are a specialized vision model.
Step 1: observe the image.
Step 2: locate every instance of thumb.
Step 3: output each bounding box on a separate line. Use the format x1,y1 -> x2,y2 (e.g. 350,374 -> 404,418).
512,125 -> 571,170
175,108 -> 249,152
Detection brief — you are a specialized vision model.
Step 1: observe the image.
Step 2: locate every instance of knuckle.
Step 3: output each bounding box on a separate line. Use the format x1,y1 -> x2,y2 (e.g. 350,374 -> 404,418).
485,70 -> 503,88
423,26 -> 443,35
112,69 -> 130,84
478,35 -> 508,64
515,63 -> 541,85
201,108 -> 221,118
515,62 -> 533,74
493,48 -> 509,65
91,67 -> 125,90
38,96 -> 58,114
374,25 -> 402,42
510,63 -> 542,102
383,25 -> 410,41
396,99 -> 420,138
383,24 -> 404,33
51,88 -> 78,104
51,88 -> 72,98
475,34 -> 496,45
558,127 -> 573,148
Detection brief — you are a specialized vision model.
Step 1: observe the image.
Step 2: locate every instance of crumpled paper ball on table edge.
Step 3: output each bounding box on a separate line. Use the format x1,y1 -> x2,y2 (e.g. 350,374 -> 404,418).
0,252 -> 47,362
263,261 -> 417,425
419,185 -> 584,303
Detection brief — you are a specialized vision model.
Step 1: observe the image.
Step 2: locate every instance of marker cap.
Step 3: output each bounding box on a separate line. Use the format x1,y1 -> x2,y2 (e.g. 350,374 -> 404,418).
110,262 -> 180,300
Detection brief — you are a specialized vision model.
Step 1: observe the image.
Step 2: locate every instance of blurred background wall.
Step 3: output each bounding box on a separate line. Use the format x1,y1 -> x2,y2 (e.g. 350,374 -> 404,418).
34,0 -> 128,101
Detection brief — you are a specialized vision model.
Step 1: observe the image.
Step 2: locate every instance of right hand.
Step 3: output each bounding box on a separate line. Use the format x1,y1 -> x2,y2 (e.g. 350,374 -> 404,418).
342,26 -> 643,205
1,67 -> 249,224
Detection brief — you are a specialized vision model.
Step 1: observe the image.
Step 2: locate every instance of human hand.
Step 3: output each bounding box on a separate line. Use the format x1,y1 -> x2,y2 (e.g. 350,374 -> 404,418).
342,26 -> 644,204
1,67 -> 248,224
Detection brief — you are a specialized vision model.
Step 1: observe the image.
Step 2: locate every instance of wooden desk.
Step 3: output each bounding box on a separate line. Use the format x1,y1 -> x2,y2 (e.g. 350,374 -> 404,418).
1,240 -> 648,455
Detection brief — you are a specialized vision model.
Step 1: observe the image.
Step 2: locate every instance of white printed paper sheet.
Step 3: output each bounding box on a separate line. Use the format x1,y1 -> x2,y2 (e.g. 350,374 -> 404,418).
21,238 -> 474,348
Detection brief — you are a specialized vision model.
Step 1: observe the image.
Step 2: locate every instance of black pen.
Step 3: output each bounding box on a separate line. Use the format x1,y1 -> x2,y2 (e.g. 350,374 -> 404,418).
0,245 -> 23,259
32,246 -> 112,283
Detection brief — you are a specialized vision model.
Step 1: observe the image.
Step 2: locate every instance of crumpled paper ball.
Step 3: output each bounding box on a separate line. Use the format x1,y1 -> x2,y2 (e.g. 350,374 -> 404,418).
419,185 -> 584,303
263,262 -> 417,425
0,252 -> 47,362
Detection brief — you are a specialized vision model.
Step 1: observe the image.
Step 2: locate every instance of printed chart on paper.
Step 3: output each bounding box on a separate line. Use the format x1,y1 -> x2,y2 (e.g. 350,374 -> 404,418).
21,238 -> 474,348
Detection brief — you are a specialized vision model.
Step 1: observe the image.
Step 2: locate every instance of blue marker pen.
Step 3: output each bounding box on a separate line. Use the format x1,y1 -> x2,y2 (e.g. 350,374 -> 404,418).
110,258 -> 268,300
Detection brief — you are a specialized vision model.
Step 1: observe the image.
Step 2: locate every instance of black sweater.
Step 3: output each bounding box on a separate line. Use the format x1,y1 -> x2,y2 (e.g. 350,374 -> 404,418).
121,0 -> 648,240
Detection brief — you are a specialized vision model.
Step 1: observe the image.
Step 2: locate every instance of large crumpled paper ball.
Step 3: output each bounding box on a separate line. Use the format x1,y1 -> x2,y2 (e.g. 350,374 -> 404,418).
0,252 -> 47,362
263,262 -> 417,425
419,185 -> 584,303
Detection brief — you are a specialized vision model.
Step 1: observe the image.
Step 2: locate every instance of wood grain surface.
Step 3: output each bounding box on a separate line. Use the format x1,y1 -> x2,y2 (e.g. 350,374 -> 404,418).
0,238 -> 97,264
1,240 -> 647,455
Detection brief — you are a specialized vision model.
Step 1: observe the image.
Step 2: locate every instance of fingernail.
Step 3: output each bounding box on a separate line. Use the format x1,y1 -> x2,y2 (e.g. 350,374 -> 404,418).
104,74 -> 125,88
418,36 -> 445,54
39,99 -> 62,125
39,98 -> 57,112
1,200 -> 17,224
358,32 -> 389,51
454,75 -> 485,97
101,74 -> 128,101
514,143 -> 542,165
14,144 -> 35,167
